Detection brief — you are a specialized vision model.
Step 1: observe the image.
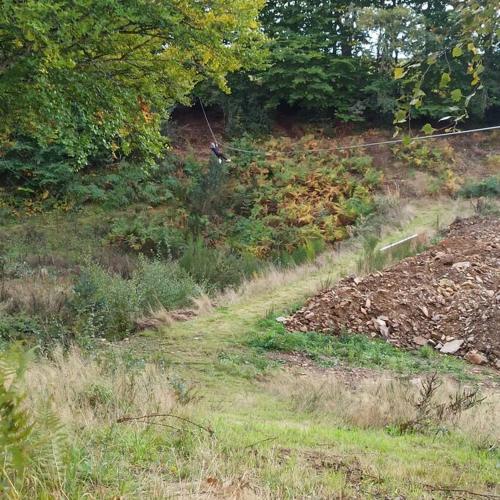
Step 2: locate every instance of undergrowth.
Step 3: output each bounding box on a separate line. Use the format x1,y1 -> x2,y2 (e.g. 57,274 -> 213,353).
459,175 -> 500,199
248,319 -> 472,379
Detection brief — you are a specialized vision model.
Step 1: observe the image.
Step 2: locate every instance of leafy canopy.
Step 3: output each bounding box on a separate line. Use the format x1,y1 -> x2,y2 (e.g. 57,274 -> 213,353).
0,0 -> 265,167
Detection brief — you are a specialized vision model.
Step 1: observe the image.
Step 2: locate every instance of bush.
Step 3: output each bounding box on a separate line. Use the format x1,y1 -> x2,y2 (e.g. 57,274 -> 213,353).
458,176 -> 500,199
134,258 -> 203,310
70,160 -> 178,209
180,239 -> 261,291
392,141 -> 454,172
73,258 -> 202,339
106,215 -> 187,258
0,314 -> 71,350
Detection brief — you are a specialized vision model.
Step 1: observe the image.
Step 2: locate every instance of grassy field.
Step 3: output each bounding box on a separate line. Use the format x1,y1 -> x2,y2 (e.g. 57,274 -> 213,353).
7,196 -> 497,499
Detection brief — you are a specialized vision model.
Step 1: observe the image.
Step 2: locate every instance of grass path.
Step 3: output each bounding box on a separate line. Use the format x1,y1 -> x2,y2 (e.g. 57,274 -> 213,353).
25,196 -> 499,498
90,198 -> 500,499
128,197 -> 473,373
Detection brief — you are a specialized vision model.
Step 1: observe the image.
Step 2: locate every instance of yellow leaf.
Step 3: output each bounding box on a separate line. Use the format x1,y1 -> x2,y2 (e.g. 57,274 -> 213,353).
394,67 -> 405,79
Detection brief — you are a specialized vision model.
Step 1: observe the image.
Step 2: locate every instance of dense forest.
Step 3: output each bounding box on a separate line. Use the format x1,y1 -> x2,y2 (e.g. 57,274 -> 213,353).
1,0 -> 498,193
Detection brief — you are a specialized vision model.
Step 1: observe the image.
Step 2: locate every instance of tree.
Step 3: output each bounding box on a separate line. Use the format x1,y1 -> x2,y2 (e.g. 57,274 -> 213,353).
393,0 -> 500,130
0,0 -> 265,172
257,0 -> 378,118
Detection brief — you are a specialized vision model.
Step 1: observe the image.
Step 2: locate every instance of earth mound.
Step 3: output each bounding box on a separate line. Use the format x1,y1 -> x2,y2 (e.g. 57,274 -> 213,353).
284,217 -> 500,369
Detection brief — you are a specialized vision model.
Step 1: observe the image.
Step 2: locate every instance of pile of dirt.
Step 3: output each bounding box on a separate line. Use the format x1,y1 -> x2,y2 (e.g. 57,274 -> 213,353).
284,217 -> 500,369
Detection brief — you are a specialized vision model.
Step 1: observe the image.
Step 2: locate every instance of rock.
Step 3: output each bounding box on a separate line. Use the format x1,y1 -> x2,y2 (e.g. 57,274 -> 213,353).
440,339 -> 464,354
354,277 -> 361,285
379,324 -> 389,337
365,298 -> 371,309
413,336 -> 428,346
452,261 -> 471,271
464,350 -> 488,365
419,305 -> 429,317
437,253 -> 454,265
276,316 -> 287,323
439,278 -> 455,288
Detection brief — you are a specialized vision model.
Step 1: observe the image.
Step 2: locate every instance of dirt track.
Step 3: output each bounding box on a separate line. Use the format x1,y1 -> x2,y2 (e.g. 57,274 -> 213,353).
285,217 -> 500,369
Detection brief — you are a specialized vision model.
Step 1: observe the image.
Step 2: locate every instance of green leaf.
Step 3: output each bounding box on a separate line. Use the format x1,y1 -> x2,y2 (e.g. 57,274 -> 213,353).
427,53 -> 438,65
467,42 -> 477,54
394,67 -> 405,80
452,46 -> 463,58
439,73 -> 451,89
421,123 -> 435,135
451,89 -> 463,102
393,110 -> 407,124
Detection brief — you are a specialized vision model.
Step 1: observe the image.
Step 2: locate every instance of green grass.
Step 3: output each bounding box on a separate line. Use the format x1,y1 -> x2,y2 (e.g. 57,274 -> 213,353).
62,412 -> 499,498
248,319 -> 473,378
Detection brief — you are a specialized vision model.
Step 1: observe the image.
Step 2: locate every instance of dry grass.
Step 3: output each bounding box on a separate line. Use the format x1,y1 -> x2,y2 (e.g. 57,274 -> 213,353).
0,275 -> 72,317
266,372 -> 500,442
25,348 -> 178,427
136,293 -> 214,331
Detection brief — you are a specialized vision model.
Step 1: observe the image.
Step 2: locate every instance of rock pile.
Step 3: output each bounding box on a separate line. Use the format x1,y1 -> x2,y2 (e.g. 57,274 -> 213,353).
284,217 -> 500,369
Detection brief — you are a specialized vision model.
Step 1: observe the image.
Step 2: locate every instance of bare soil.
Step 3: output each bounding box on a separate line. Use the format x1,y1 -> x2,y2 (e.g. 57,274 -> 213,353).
285,217 -> 500,369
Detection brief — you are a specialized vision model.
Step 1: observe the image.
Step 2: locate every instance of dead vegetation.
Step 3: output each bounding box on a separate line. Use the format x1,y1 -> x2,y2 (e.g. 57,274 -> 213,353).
25,348 -> 180,427
266,371 -> 499,443
0,274 -> 72,317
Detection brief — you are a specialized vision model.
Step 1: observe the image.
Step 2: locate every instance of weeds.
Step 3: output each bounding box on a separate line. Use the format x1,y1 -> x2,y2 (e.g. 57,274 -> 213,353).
396,372 -> 486,434
180,238 -> 260,291
0,347 -> 68,497
72,258 -> 203,339
249,320 -> 471,378
356,232 -> 427,274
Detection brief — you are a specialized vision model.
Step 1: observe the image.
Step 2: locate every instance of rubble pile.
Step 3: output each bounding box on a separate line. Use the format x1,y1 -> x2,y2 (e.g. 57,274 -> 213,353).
285,217 -> 500,368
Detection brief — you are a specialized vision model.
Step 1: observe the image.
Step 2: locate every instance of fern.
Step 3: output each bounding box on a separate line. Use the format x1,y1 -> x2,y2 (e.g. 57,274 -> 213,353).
0,348 -> 68,497
0,348 -> 34,494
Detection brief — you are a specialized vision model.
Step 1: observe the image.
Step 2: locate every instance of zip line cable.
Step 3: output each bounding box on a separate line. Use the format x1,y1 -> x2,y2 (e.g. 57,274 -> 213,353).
196,100 -> 499,156
223,125 -> 500,156
198,97 -> 218,144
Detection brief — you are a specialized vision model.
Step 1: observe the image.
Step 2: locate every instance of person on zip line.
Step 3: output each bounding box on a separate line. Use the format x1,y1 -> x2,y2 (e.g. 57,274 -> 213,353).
210,142 -> 231,164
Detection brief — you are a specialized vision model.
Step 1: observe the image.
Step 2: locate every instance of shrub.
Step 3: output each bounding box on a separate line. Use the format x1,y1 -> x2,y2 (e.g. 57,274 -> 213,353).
342,155 -> 373,173
70,161 -> 178,209
0,314 -> 42,343
0,314 -> 70,350
180,239 -> 259,291
459,176 -> 500,199
73,259 -> 202,339
392,141 -> 454,173
106,215 -> 187,258
134,257 -> 203,310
